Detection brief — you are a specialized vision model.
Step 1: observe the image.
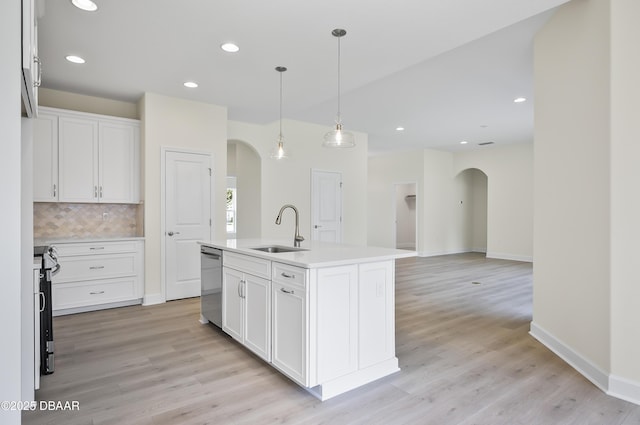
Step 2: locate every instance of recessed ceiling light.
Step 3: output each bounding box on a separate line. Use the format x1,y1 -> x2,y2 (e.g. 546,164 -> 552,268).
514,97 -> 527,103
183,81 -> 198,88
66,55 -> 86,64
220,43 -> 240,53
460,140 -> 468,145
396,127 -> 405,131
71,0 -> 98,12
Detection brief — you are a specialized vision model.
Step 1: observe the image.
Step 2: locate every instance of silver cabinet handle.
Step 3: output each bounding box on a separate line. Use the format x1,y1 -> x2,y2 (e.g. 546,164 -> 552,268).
237,280 -> 242,298
167,231 -> 181,236
89,266 -> 104,270
281,272 -> 295,279
34,56 -> 42,87
94,186 -> 98,198
280,287 -> 295,295
99,186 -> 103,198
89,291 -> 105,295
53,184 -> 56,197
90,246 -> 105,251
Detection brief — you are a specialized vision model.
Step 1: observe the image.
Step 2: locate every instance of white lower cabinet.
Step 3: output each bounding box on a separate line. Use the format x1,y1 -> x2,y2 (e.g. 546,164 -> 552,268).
218,250 -> 397,400
222,252 -> 271,361
51,240 -> 144,315
272,263 -> 308,386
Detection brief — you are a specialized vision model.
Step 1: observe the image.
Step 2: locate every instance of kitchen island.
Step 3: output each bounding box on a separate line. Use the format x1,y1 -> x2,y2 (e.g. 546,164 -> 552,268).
199,239 -> 415,400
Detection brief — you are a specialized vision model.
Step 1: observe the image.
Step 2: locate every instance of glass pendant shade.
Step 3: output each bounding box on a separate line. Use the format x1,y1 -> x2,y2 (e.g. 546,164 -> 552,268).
323,123 -> 355,148
270,137 -> 289,159
324,28 -> 355,149
271,66 -> 289,160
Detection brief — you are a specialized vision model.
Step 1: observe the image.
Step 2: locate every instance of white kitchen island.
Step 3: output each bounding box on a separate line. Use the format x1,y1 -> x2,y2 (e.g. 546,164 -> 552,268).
198,239 -> 415,400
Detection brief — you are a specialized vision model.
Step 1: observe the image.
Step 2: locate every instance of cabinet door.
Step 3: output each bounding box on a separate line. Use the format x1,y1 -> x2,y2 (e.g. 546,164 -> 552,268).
272,282 -> 307,386
222,267 -> 243,342
244,274 -> 271,361
33,113 -> 58,202
99,122 -> 139,203
314,265 -> 358,383
58,116 -> 99,202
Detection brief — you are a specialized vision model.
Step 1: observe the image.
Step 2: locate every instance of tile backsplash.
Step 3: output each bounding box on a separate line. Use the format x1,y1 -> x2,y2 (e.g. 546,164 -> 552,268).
34,203 -> 142,239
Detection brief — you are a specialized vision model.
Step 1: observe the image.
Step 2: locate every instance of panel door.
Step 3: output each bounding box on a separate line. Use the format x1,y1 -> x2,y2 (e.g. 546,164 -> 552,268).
243,274 -> 271,361
272,282 -> 307,386
58,116 -> 98,203
99,122 -> 139,203
222,267 -> 243,342
33,113 -> 58,202
164,150 -> 212,300
311,170 -> 342,242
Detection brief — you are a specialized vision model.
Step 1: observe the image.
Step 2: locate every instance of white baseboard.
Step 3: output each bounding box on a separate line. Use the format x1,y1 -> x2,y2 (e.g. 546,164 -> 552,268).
529,321 -> 609,392
142,293 -> 165,306
486,251 -> 532,262
609,374 -> 640,406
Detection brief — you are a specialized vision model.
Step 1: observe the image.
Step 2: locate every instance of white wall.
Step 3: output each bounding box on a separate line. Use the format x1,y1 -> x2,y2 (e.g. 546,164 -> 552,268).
610,0 -> 640,389
227,140 -> 262,238
368,144 -> 530,260
368,151 -> 424,250
1,0 -> 24,423
229,119 -> 369,245
533,0 -> 611,384
141,93 -> 227,300
39,88 -> 138,119
454,144 -> 533,261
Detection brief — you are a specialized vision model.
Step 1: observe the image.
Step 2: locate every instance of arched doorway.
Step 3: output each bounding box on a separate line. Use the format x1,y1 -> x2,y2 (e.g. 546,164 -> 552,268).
454,168 -> 488,254
227,140 -> 261,238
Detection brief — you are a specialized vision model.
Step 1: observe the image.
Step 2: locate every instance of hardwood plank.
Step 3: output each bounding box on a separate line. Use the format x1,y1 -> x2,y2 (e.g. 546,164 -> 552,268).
23,253 -> 640,424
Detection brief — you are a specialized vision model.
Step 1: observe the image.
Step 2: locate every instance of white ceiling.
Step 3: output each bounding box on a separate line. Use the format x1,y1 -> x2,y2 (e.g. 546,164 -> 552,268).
36,0 -> 570,154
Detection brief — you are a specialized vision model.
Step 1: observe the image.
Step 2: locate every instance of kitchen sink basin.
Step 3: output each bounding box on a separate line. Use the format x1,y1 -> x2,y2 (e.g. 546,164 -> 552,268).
250,245 -> 308,253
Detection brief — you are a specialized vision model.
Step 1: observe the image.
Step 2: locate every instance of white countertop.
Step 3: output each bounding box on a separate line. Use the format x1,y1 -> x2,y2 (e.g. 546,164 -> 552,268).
35,236 -> 145,246
199,238 -> 416,268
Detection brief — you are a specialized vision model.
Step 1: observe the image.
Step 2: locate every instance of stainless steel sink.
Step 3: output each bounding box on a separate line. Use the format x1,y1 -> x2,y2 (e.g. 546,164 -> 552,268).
250,245 -> 308,253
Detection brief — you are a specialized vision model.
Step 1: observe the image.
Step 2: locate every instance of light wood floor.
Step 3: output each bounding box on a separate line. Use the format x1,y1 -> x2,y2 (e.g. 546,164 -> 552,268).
24,253 -> 640,425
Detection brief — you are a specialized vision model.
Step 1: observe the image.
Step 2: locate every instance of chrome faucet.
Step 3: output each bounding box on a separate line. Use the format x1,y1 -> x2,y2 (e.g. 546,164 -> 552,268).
275,204 -> 305,247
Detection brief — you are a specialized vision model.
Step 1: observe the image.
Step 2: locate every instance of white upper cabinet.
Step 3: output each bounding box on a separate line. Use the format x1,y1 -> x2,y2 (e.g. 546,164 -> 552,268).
58,116 -> 99,202
21,0 -> 40,117
35,107 -> 141,204
33,113 -> 58,202
98,122 -> 139,203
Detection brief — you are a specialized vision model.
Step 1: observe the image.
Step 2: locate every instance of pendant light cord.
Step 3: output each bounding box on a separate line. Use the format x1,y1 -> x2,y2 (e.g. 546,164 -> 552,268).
336,34 -> 342,124
279,70 -> 283,138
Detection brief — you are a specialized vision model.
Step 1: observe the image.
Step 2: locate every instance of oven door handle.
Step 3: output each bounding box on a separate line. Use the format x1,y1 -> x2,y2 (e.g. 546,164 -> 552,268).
39,292 -> 46,312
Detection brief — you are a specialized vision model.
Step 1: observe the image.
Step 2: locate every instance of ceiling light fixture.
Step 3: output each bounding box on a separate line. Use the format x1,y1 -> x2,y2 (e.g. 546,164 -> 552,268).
71,0 -> 98,12
220,43 -> 239,53
65,55 -> 86,64
270,66 -> 289,160
514,97 -> 527,103
323,29 -> 355,148
396,127 -> 405,131
183,81 -> 198,88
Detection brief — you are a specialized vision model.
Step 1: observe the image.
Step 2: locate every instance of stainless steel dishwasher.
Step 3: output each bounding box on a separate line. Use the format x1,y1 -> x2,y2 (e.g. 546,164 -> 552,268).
200,246 -> 222,327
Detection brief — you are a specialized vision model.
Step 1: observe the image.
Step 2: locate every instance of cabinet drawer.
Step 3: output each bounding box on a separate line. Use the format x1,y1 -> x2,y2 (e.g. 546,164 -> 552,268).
55,241 -> 139,256
224,252 -> 271,279
53,253 -> 137,283
272,262 -> 307,288
53,277 -> 139,310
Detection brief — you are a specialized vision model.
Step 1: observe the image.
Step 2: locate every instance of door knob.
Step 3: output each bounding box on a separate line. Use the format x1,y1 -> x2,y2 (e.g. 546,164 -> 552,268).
314,225 -> 322,229
167,231 -> 181,236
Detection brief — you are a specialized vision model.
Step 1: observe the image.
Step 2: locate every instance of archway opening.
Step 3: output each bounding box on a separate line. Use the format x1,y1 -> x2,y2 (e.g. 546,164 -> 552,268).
454,168 -> 488,254
227,140 -> 261,238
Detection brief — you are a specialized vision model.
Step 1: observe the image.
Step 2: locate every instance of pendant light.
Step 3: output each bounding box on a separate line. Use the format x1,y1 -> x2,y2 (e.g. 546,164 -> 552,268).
323,28 -> 355,148
270,66 -> 289,160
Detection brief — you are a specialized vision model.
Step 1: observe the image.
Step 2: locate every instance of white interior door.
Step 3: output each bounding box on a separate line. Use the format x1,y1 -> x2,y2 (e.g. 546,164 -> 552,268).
311,170 -> 342,243
165,150 -> 212,301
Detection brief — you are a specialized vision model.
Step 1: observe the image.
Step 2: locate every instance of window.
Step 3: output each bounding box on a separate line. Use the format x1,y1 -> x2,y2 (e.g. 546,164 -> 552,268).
226,177 -> 237,236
